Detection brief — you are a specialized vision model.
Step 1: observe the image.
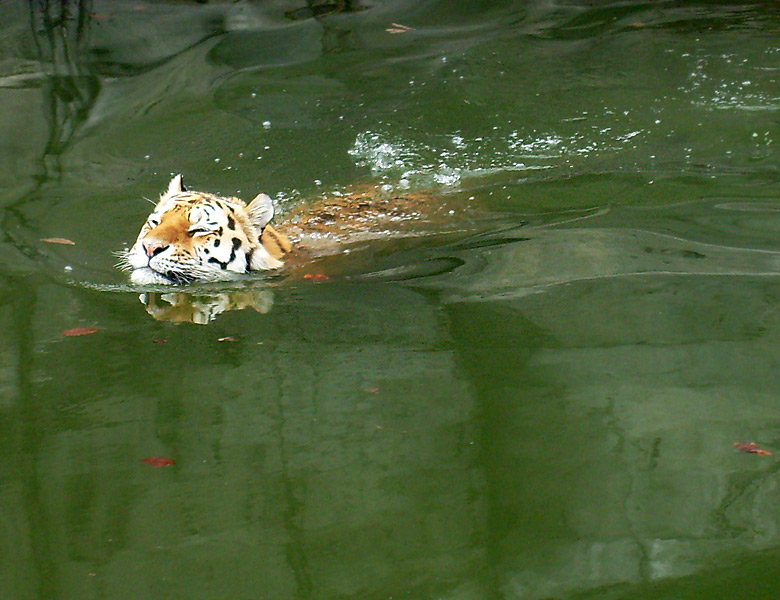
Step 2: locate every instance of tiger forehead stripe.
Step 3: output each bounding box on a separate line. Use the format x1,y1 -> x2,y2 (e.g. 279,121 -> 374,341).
198,205 -> 222,225
173,192 -> 201,204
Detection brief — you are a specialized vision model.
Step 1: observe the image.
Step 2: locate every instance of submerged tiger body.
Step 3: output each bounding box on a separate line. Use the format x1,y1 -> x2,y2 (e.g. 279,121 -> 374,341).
121,174 -> 464,287
120,174 -> 291,285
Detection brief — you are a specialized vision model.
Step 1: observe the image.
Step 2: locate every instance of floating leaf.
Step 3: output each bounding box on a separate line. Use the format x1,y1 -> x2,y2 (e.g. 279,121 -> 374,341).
386,23 -> 412,34
363,388 -> 380,393
152,338 -> 168,344
62,327 -> 99,337
734,442 -> 773,456
142,457 -> 175,467
41,237 -> 75,245
303,273 -> 329,282
218,336 -> 238,342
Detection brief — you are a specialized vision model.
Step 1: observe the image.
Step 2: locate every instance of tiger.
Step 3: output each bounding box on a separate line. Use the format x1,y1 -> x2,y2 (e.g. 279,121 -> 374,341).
118,174 -> 291,285
117,174 -> 477,322
119,174 -> 469,287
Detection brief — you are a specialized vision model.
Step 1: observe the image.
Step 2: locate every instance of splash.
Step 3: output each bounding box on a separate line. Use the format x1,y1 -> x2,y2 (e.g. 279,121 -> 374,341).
349,127 -> 647,190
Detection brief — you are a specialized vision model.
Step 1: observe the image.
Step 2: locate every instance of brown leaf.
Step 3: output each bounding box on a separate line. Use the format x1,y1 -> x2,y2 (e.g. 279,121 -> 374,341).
386,23 -> 412,34
303,273 -> 329,282
734,442 -> 773,456
141,457 -> 175,467
41,237 -> 75,245
62,327 -> 99,337
363,388 -> 380,393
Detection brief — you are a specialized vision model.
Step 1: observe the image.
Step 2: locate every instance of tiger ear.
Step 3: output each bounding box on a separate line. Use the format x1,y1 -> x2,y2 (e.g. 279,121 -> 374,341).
246,193 -> 275,230
166,174 -> 187,196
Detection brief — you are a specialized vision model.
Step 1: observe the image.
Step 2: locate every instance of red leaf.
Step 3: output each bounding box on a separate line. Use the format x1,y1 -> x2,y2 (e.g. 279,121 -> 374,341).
62,327 -> 99,337
303,273 -> 329,281
734,442 -> 773,456
41,237 -> 76,245
142,457 -> 175,467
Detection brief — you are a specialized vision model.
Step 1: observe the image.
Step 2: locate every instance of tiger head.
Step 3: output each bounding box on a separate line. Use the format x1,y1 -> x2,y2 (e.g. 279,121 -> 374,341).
120,175 -> 290,285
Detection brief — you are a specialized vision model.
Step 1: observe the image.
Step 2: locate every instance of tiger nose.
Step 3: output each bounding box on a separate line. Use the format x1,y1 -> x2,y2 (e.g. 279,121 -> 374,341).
143,241 -> 169,258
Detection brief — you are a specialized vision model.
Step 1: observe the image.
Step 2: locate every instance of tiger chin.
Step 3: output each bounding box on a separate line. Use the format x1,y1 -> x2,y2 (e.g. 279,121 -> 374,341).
118,174 -> 291,286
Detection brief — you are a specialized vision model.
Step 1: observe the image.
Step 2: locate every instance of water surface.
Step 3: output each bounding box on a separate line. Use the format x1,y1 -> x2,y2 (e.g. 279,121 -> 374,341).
1,1 -> 780,599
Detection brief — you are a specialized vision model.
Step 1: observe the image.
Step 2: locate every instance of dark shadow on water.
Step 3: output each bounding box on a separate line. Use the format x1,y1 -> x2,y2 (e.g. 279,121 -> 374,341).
29,0 -> 100,181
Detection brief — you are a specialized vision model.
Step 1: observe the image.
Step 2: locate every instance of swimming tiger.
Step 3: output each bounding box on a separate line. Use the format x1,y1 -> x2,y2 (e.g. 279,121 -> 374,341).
118,174 -> 473,322
119,174 -> 466,286
118,174 -> 291,285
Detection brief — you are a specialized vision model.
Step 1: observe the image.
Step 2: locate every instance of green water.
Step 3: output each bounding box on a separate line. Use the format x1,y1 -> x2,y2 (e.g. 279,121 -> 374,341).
1,1 -> 780,598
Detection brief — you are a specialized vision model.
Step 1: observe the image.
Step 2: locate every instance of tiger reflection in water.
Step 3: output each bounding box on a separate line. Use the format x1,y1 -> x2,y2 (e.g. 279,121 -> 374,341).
139,290 -> 274,325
